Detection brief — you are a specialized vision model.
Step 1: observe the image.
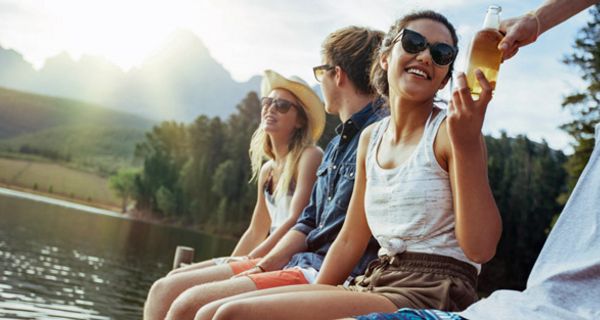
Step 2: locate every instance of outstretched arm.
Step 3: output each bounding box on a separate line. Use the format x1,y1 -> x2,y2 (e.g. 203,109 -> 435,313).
499,0 -> 599,60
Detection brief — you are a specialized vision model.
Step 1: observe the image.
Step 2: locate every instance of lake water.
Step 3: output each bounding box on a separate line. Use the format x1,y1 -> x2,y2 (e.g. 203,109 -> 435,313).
0,188 -> 235,319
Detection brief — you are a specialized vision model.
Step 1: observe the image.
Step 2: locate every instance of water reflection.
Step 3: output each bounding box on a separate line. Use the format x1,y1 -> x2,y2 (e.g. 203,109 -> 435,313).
0,191 -> 236,319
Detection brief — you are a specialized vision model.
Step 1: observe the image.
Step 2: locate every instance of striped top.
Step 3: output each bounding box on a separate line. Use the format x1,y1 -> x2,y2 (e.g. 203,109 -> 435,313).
364,108 -> 479,271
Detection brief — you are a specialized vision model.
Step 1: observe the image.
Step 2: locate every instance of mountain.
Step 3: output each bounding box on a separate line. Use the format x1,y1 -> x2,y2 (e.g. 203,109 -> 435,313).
0,86 -> 156,173
0,86 -> 154,139
0,29 -> 261,121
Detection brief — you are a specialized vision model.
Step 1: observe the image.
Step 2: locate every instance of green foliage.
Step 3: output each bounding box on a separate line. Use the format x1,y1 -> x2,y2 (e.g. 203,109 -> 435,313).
109,168 -> 139,212
479,133 -> 567,294
133,92 -> 261,235
560,4 -> 600,194
0,125 -> 147,175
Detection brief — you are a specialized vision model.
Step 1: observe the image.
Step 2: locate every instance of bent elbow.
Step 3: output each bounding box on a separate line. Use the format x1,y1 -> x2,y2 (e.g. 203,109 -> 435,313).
464,247 -> 496,264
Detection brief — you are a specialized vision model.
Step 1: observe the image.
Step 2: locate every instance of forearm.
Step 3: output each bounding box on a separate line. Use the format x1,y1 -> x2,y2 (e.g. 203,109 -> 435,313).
248,218 -> 297,258
257,229 -> 308,271
231,229 -> 265,257
452,139 -> 502,263
536,0 -> 597,35
316,232 -> 368,285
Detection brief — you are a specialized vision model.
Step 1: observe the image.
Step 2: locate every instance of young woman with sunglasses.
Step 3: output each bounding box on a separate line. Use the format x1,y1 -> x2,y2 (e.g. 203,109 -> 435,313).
194,11 -> 501,320
143,70 -> 325,320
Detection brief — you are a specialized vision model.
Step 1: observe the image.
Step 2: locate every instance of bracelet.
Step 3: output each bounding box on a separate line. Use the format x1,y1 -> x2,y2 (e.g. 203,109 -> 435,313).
255,264 -> 266,272
526,10 -> 541,40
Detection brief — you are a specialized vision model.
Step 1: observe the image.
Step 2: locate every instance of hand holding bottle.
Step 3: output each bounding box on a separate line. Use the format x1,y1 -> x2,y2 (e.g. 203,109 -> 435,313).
447,71 -> 493,149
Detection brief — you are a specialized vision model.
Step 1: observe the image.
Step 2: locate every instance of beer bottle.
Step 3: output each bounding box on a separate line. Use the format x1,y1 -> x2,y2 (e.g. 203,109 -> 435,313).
465,5 -> 503,97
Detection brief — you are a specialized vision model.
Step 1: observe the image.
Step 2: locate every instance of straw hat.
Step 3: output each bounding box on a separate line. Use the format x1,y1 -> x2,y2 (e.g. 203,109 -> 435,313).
261,69 -> 326,142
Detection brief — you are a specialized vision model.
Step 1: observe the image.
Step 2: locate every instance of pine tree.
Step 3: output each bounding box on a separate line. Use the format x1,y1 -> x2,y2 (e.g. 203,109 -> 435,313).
561,4 -> 600,193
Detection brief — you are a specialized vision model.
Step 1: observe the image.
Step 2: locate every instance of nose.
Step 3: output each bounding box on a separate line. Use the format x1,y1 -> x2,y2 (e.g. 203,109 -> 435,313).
415,46 -> 433,65
263,99 -> 277,114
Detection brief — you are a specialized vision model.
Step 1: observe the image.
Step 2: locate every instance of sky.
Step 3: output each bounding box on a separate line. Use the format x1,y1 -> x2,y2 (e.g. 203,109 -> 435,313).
0,0 -> 594,152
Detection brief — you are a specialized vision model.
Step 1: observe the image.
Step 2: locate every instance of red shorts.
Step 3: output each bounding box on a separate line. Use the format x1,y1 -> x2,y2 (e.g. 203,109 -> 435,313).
247,268 -> 310,289
228,258 -> 261,274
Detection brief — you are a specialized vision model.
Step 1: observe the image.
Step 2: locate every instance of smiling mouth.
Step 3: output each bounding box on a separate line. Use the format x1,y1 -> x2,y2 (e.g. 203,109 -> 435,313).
406,67 -> 431,80
264,116 -> 277,123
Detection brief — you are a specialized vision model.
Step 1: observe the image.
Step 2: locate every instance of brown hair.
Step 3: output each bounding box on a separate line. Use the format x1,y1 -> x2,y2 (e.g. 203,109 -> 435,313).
370,10 -> 458,99
321,26 -> 385,95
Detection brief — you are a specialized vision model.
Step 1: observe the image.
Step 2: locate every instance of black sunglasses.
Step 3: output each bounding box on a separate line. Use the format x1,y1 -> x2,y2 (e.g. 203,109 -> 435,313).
261,97 -> 300,114
312,64 -> 335,82
392,29 -> 458,66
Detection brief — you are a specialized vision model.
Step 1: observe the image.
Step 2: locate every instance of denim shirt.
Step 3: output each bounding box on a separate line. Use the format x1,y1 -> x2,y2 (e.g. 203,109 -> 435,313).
287,100 -> 385,277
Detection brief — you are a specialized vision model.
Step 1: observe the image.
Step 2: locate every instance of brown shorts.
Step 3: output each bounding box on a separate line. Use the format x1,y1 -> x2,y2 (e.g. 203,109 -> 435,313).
344,252 -> 478,311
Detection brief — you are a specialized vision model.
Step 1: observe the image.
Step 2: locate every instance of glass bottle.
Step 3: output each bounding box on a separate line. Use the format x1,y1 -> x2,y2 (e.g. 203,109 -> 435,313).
465,5 -> 503,97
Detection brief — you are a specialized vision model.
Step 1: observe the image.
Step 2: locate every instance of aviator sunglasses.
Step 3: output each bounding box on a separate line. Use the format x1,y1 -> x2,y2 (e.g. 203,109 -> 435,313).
261,97 -> 300,114
392,29 -> 458,66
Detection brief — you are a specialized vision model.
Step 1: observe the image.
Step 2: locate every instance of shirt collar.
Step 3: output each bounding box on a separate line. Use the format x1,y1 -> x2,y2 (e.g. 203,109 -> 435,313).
335,99 -> 378,137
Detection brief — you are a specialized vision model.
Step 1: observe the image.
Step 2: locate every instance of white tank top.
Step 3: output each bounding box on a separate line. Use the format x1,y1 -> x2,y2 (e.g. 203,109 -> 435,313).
263,169 -> 293,233
364,108 -> 480,271
264,191 -> 292,233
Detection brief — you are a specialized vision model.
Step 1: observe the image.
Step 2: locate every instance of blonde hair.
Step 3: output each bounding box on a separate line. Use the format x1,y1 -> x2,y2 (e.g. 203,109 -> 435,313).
249,90 -> 313,199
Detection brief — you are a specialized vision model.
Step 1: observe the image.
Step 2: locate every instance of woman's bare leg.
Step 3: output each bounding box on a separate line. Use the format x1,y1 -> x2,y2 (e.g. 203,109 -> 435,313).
215,285 -> 397,320
165,276 -> 258,320
194,284 -> 397,320
143,263 -> 234,320
168,259 -> 217,276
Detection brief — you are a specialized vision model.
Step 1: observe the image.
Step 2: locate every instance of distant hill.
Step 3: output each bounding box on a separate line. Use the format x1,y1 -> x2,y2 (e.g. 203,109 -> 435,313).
0,86 -> 156,174
0,29 -> 261,121
0,86 -> 154,139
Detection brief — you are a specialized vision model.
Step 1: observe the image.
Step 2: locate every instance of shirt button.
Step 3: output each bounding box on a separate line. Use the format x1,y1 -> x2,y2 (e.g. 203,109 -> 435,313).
342,135 -> 347,139
319,223 -> 324,228
347,120 -> 352,124
332,165 -> 337,170
328,196 -> 332,201
350,172 -> 354,177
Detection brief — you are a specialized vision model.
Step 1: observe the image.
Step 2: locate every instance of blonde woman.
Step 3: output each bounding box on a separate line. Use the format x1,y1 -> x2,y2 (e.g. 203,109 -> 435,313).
143,70 -> 325,320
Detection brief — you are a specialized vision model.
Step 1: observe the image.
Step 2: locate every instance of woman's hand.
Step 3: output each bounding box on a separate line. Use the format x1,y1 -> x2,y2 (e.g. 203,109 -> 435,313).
447,70 -> 492,150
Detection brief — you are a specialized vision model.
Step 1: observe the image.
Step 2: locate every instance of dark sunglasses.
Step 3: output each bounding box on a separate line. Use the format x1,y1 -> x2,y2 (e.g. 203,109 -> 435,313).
312,64 -> 335,82
392,29 -> 458,66
261,97 -> 300,114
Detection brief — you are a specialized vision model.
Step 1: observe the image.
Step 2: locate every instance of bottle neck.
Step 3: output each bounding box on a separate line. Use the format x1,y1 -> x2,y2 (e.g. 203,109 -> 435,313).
482,8 -> 501,29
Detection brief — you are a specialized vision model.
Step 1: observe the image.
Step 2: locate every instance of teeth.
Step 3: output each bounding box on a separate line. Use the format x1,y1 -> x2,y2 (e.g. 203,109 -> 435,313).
407,68 -> 428,78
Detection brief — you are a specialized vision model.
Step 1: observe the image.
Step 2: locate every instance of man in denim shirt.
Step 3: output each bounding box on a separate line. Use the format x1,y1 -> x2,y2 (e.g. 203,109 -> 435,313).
286,100 -> 383,280
164,26 -> 385,319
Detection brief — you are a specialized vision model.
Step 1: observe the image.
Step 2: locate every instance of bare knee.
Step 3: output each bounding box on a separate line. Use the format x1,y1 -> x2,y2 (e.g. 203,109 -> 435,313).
194,300 -> 222,320
165,289 -> 200,320
144,277 -> 174,319
147,276 -> 179,309
166,286 -> 220,320
212,301 -> 251,320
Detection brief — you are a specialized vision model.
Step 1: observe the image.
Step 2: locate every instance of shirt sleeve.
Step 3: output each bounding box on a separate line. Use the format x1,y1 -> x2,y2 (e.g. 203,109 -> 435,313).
292,183 -> 318,235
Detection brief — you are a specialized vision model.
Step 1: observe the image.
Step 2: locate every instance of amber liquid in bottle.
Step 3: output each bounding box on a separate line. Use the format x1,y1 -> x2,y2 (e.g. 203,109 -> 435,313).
466,28 -> 503,97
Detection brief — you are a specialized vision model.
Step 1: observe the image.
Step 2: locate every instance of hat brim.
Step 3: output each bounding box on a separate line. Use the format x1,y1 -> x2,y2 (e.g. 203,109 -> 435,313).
261,70 -> 325,143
